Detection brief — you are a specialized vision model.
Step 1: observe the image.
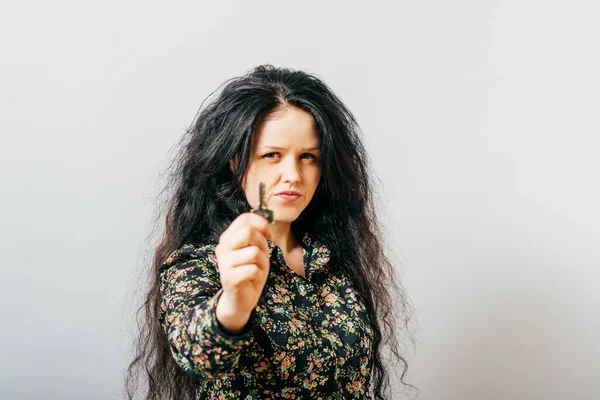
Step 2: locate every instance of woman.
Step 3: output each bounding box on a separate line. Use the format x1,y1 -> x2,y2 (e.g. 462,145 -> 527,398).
126,65 -> 417,399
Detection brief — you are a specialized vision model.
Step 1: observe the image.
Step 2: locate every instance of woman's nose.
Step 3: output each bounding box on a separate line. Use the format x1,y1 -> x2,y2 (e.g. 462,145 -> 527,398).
281,158 -> 301,183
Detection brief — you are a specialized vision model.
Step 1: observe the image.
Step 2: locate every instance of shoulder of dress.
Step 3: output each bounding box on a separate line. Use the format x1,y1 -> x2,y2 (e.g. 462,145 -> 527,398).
159,242 -> 218,271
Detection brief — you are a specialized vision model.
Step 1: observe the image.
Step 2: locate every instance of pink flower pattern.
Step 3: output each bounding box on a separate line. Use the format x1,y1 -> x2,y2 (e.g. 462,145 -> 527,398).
158,232 -> 374,399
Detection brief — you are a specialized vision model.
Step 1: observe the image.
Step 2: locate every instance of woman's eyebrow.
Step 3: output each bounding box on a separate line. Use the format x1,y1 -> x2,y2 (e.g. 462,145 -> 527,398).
259,145 -> 320,151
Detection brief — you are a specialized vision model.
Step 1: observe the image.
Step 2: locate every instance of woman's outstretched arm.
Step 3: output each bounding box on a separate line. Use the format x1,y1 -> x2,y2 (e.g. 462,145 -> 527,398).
158,244 -> 255,380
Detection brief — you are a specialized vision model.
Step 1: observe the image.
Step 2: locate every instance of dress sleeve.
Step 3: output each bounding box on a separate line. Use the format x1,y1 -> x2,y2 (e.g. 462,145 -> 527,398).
157,244 -> 255,380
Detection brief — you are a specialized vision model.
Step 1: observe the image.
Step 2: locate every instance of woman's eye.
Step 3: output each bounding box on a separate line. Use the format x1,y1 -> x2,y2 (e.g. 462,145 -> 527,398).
301,153 -> 318,160
261,152 -> 279,159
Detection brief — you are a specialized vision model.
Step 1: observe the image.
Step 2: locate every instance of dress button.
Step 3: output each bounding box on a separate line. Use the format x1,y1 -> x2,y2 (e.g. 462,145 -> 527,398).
322,320 -> 330,328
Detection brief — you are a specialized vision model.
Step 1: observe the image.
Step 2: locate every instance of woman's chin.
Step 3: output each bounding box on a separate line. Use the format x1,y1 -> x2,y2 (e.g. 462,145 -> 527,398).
272,210 -> 302,224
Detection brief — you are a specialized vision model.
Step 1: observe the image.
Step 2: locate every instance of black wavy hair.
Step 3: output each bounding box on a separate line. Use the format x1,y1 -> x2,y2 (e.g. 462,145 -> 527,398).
125,65 -> 418,399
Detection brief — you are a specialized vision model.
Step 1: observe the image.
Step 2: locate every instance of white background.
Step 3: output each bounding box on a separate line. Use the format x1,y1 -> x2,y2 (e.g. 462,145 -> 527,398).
1,1 -> 598,399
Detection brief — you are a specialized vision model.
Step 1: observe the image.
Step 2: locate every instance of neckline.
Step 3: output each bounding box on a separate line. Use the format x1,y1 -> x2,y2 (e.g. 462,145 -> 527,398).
266,232 -> 331,281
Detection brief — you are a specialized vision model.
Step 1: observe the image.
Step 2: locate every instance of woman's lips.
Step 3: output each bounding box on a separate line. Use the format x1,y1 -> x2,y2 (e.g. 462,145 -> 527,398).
276,193 -> 301,201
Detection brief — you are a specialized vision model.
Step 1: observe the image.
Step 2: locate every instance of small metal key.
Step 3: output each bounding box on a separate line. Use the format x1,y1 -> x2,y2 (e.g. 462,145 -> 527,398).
250,182 -> 275,224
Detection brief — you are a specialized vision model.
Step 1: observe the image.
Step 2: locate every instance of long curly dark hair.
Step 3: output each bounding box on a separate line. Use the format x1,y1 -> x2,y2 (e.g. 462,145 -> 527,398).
125,65 -> 418,399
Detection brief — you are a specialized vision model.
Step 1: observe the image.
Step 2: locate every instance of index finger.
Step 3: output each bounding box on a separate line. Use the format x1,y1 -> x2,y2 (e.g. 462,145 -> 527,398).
229,212 -> 272,240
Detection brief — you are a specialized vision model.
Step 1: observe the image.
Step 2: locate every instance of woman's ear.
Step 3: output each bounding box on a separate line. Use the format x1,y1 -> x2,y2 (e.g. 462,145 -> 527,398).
229,154 -> 239,173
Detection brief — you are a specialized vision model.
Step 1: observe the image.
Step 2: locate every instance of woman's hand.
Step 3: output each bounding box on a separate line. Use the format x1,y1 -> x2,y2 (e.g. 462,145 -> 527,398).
214,213 -> 272,334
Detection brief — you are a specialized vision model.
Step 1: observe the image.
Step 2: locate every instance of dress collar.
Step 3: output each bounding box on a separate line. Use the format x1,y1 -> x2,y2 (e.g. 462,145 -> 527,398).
267,232 -> 332,278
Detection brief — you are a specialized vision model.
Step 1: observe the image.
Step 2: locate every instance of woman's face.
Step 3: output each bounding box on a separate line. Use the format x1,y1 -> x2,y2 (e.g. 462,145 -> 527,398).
240,106 -> 321,224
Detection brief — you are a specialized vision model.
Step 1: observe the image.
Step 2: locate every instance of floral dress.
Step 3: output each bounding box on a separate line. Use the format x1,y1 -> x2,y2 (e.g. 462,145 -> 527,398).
158,232 -> 374,399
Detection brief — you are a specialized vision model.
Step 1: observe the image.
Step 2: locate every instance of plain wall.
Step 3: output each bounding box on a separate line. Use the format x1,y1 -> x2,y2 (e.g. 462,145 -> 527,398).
1,1 -> 598,399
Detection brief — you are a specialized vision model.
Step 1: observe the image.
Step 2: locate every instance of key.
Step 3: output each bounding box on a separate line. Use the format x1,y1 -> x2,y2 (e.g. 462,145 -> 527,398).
250,182 -> 275,224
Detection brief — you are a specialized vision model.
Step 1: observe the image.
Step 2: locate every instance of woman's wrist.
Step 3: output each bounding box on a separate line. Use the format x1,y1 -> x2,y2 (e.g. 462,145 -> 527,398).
215,291 -> 252,335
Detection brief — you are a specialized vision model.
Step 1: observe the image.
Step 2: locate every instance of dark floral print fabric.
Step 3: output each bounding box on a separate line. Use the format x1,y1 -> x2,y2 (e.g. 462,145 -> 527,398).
158,232 -> 374,399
